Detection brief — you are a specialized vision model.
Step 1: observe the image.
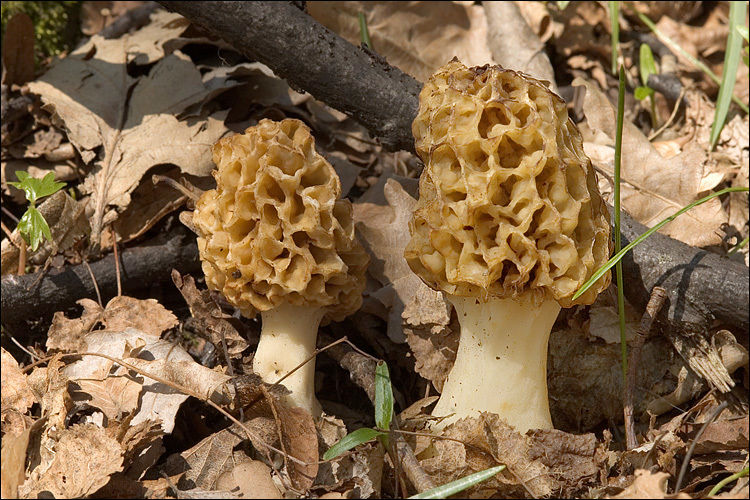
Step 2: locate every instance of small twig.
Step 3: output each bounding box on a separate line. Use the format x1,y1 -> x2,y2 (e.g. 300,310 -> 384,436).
1,220 -> 15,240
81,259 -> 103,307
110,225 -> 122,298
17,239 -> 27,276
25,350 -> 317,467
674,401 -> 729,492
392,425 -> 437,493
625,286 -> 668,449
4,331 -> 43,362
648,86 -> 687,141
152,174 -> 202,202
1,205 -> 20,224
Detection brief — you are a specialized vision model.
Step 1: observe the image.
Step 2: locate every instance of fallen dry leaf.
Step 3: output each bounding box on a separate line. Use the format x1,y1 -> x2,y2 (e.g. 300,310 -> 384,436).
27,29 -> 229,248
215,461 -> 283,498
172,270 -> 248,357
19,423 -> 124,499
1,424 -> 33,499
308,1 -> 494,82
1,348 -> 35,414
574,77 -> 728,247
99,295 -> 178,337
607,469 -> 691,499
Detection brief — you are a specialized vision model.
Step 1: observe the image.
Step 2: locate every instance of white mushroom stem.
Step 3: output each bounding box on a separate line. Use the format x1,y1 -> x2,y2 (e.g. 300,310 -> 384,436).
252,303 -> 326,417
432,293 -> 561,434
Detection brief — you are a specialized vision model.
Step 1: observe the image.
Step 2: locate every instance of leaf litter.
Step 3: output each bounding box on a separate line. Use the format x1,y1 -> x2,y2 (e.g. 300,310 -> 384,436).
1,2 -> 748,499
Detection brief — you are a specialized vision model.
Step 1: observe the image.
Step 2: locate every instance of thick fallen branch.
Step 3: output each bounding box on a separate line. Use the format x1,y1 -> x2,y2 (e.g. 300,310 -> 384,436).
159,1 -> 420,153
0,228 -> 201,331
158,1 -> 748,334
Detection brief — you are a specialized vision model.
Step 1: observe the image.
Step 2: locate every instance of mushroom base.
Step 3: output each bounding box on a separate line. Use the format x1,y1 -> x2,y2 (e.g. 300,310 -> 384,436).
253,303 -> 326,417
432,294 -> 561,434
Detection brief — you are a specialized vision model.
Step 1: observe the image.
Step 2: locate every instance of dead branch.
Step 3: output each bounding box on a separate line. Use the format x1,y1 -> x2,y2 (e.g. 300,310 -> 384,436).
0,228 -> 201,332
159,1 -> 420,154
158,1 -> 749,335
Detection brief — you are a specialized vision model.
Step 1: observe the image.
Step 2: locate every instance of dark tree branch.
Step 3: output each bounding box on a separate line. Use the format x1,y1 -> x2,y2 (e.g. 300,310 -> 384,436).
159,1 -> 420,153
1,228 -> 201,331
157,1 -> 748,334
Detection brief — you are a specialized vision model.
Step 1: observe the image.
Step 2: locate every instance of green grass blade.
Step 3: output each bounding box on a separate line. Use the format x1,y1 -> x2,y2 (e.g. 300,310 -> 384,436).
409,465 -> 506,499
614,66 -> 627,383
626,1 -> 748,113
375,360 -> 394,431
573,186 -> 750,301
708,466 -> 749,496
609,1 -> 620,75
358,11 -> 372,50
709,1 -> 747,150
323,427 -> 386,460
728,235 -> 749,255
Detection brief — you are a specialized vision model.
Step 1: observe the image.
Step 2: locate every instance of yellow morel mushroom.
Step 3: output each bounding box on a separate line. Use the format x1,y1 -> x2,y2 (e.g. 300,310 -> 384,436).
405,60 -> 612,433
193,118 -> 369,417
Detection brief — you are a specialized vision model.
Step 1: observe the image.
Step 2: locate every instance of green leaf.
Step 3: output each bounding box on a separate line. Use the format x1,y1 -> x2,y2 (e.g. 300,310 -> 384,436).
17,207 -> 52,251
634,86 -> 654,100
7,170 -> 65,206
556,1 -> 570,9
710,1 -> 747,150
639,43 -> 657,86
409,465 -> 506,499
737,25 -> 749,42
572,186 -> 750,301
375,360 -> 394,431
323,427 -> 386,460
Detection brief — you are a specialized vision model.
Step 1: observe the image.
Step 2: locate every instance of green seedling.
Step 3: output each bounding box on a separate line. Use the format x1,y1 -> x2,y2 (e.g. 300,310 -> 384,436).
324,361 -> 506,498
626,1 -> 748,114
323,360 -> 392,460
614,66 -> 628,381
634,43 -> 659,128
556,1 -> 570,10
709,1 -> 747,150
738,25 -> 749,67
7,171 -> 66,251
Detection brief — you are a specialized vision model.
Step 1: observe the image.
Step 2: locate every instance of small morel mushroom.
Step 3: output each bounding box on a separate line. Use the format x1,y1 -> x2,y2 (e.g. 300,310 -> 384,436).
193,118 -> 369,417
405,60 -> 612,433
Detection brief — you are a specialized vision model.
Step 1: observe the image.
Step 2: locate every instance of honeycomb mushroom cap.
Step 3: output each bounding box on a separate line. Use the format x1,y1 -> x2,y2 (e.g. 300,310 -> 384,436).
194,118 -> 369,322
405,60 -> 611,307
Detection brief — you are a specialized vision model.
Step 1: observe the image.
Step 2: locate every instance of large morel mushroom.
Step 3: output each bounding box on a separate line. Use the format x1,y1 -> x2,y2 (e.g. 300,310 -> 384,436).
193,118 -> 369,417
405,60 -> 612,433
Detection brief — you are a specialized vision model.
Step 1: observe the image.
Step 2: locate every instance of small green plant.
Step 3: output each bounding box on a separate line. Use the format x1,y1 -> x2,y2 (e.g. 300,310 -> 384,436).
7,171 -> 66,251
738,25 -> 749,66
709,1 -> 747,150
708,466 -> 749,497
358,11 -> 372,50
323,361 -> 506,498
634,43 -> 659,128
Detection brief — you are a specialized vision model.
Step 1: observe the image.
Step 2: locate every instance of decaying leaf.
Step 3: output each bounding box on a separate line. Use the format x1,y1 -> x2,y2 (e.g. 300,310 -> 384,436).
0,423 -> 33,499
1,348 -> 36,414
19,423 -> 124,499
607,469 -> 691,499
308,1 -> 494,82
172,270 -> 248,357
215,461 -> 283,499
420,413 -> 555,498
26,23 -> 230,248
574,77 -> 727,247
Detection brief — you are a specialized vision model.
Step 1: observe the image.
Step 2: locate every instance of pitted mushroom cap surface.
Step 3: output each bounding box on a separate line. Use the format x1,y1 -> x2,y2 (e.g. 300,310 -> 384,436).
194,118 -> 369,322
405,60 -> 611,307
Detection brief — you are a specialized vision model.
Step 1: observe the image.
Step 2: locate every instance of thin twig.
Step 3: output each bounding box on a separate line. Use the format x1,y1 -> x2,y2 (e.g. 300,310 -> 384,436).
674,401 -> 729,492
111,225 -> 122,298
5,332 -> 43,362
17,239 -> 26,276
81,259 -> 103,307
1,205 -> 20,224
648,86 -> 687,141
152,174 -> 202,202
625,286 -> 668,449
25,351 -> 317,467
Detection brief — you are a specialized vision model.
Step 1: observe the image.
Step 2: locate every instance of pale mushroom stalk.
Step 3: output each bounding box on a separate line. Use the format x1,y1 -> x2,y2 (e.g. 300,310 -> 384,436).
433,295 -> 560,433
405,60 -> 612,434
253,304 -> 326,416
